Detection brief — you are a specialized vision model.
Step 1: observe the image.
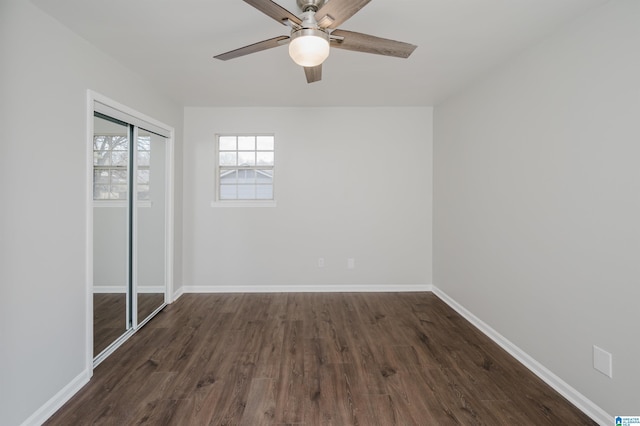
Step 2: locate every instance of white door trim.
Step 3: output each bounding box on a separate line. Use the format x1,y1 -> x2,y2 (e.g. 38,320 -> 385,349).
86,90 -> 175,370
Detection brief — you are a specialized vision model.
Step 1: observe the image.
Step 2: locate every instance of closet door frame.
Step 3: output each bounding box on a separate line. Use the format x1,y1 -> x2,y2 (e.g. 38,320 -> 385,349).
86,90 -> 175,371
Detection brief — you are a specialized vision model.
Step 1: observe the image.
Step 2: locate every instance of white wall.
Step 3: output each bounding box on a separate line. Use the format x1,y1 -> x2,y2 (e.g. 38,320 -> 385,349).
0,1 -> 183,424
183,107 -> 432,290
434,0 -> 640,416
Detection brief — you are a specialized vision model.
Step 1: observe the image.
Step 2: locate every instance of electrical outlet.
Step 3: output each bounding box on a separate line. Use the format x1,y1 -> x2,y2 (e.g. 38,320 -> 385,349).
593,345 -> 613,378
347,258 -> 355,269
317,257 -> 325,268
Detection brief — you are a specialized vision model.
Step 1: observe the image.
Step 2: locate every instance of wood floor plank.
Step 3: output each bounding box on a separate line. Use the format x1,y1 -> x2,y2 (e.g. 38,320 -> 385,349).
164,312 -> 230,400
275,320 -> 305,424
45,293 -> 597,426
93,293 -> 127,356
358,393 -> 397,426
240,378 -> 276,426
207,352 -> 256,425
126,371 -> 179,424
254,320 -> 286,379
303,337 -> 324,425
317,363 -> 358,425
383,366 -> 444,425
190,377 -> 227,424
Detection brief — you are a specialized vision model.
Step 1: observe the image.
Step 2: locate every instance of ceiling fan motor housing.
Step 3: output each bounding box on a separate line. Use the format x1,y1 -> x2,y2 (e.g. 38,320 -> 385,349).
297,0 -> 325,13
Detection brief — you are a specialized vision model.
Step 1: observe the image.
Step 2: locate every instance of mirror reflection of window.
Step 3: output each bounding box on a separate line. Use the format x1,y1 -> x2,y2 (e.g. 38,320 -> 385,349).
136,132 -> 167,325
93,133 -> 152,202
92,115 -> 130,358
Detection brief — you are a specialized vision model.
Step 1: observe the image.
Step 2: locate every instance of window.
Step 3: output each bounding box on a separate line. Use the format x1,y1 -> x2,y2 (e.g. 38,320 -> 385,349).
93,133 -> 151,201
216,134 -> 275,201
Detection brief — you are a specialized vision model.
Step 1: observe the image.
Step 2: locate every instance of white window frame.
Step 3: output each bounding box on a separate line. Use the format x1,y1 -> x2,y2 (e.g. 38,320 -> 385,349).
212,133 -> 276,208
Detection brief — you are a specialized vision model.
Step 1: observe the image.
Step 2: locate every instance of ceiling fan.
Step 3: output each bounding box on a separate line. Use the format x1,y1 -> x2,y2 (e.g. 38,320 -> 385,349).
214,0 -> 417,83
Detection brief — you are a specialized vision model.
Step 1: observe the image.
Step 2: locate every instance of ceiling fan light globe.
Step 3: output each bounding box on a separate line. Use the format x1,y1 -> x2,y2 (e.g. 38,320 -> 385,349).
289,29 -> 330,67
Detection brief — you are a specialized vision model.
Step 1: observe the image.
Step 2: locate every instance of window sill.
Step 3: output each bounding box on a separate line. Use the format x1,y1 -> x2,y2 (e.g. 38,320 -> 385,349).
93,200 -> 153,208
210,200 -> 277,208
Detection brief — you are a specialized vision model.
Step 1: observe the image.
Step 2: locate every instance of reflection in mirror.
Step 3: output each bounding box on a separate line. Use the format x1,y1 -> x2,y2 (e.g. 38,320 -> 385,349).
136,130 -> 167,324
93,114 -> 130,357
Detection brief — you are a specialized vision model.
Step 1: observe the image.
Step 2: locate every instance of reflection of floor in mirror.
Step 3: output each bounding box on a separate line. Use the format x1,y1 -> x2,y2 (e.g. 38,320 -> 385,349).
93,293 -> 126,357
93,293 -> 165,357
138,292 -> 165,324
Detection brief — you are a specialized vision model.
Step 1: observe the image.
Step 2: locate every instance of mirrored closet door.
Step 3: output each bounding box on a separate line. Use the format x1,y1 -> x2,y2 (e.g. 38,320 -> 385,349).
92,103 -> 170,364
134,130 -> 167,325
93,114 -> 130,357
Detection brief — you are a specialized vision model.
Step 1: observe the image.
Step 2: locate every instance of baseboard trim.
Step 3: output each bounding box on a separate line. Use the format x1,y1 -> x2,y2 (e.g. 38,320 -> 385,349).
431,285 -> 611,426
92,285 -> 125,293
180,284 -> 433,293
93,286 -> 165,294
20,369 -> 91,426
137,286 -> 165,293
172,285 -> 185,302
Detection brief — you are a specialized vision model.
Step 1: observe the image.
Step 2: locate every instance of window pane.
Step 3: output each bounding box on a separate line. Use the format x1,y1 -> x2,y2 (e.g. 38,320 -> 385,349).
137,151 -> 150,167
94,170 -> 109,184
111,169 -> 128,184
112,185 -> 128,199
237,184 -> 256,199
219,136 -> 236,151
94,185 -> 109,199
94,136 -> 106,150
255,170 -> 273,183
220,170 -> 237,184
238,151 -> 255,166
257,151 -> 274,166
137,169 -> 149,184
219,152 -> 237,166
256,185 -> 273,199
220,185 -> 237,199
238,136 -> 255,151
112,151 -> 128,166
237,169 -> 255,184
256,136 -> 274,151
137,136 -> 150,151
94,151 -> 110,166
111,137 -> 128,150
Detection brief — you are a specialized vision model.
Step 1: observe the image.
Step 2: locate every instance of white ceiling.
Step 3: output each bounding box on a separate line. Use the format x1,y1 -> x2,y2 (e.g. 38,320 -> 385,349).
32,0 -> 608,106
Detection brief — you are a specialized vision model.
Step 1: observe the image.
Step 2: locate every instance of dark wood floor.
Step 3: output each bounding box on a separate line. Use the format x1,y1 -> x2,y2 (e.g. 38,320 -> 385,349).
50,293 -> 595,425
94,293 -> 166,356
138,293 -> 166,325
93,293 -> 127,356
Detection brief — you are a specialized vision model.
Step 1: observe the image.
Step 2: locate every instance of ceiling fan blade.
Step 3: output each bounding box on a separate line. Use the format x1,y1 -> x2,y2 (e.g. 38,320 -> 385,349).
330,30 -> 417,58
304,65 -> 322,83
214,35 -> 290,61
315,0 -> 371,29
243,0 -> 302,26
